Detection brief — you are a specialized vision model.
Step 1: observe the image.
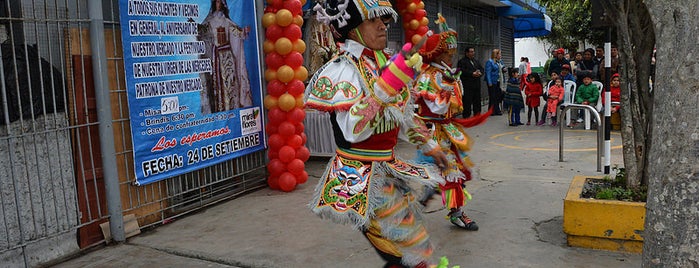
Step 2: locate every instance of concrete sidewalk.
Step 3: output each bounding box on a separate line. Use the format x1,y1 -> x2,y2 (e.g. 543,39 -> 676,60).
54,117 -> 639,268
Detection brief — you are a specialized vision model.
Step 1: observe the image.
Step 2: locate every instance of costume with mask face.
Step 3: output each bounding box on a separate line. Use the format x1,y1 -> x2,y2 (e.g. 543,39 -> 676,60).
306,1 -> 445,266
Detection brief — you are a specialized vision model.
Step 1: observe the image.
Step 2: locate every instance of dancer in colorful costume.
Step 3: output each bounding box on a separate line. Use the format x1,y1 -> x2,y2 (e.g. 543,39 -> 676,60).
413,14 -> 490,231
306,1 -> 449,267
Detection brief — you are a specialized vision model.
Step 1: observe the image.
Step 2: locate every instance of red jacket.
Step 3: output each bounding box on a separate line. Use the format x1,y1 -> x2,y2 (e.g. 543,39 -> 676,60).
524,80 -> 543,107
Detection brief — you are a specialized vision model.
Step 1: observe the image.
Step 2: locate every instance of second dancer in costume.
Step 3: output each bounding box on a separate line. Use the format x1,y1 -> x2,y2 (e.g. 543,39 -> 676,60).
413,14 -> 490,231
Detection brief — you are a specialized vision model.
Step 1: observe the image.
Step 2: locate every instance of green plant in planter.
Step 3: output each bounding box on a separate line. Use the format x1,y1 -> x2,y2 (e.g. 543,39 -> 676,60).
593,166 -> 647,202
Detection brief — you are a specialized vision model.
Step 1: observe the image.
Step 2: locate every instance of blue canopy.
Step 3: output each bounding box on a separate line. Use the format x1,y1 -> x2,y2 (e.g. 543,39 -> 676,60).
514,14 -> 552,38
498,0 -> 552,38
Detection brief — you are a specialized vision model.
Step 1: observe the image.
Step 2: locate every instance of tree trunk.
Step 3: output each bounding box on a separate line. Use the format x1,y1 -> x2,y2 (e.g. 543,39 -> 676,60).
643,0 -> 699,266
602,0 -> 654,188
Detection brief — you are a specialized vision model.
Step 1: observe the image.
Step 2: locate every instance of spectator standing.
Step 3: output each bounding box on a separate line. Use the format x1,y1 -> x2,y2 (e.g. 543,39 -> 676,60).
458,47 -> 484,118
570,51 -> 583,76
518,57 -> 530,89
599,45 -> 621,84
543,49 -> 557,79
503,68 -> 524,126
485,49 -> 504,115
518,57 -> 530,76
545,78 -> 565,126
576,48 -> 599,85
547,48 -> 570,78
524,72 -> 543,125
594,46 -> 605,80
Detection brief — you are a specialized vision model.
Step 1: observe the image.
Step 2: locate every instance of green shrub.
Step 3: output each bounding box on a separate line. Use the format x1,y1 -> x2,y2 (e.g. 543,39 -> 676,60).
591,166 -> 647,202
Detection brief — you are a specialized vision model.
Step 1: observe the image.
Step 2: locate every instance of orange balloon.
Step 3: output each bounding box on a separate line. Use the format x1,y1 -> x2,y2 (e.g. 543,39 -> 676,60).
275,37 -> 293,55
407,3 -> 417,12
278,93 -> 296,111
277,65 -> 295,83
417,1 -> 425,9
265,69 -> 277,82
420,17 -> 429,26
262,13 -> 276,28
411,34 -> 422,45
300,0 -> 307,6
409,19 -> 419,30
276,9 -> 293,27
295,95 -> 304,108
264,95 -> 279,109
294,66 -> 308,81
403,22 -> 410,29
263,40 -> 275,53
292,39 -> 306,53
292,15 -> 304,26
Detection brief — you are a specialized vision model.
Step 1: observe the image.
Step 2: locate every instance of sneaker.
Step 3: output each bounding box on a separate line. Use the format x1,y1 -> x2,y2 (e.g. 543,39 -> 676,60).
576,118 -> 584,123
551,121 -> 557,127
516,122 -> 524,125
526,121 -> 531,125
536,120 -> 545,126
450,214 -> 479,231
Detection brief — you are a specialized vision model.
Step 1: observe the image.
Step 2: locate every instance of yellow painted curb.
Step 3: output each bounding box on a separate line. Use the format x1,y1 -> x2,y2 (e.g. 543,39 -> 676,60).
563,175 -> 645,253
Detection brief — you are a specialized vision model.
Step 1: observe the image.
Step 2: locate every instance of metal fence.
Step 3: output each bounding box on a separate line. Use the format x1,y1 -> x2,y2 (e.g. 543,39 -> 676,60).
0,0 -> 267,267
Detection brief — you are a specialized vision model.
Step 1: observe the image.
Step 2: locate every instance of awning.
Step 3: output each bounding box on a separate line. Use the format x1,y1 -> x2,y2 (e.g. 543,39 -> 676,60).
497,0 -> 552,38
513,14 -> 552,38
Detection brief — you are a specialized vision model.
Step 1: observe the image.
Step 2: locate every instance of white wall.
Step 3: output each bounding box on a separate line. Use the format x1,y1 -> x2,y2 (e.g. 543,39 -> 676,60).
514,37 -> 552,68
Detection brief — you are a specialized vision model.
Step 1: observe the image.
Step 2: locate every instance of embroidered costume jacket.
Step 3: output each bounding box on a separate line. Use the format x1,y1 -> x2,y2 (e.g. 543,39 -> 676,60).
304,40 -> 443,265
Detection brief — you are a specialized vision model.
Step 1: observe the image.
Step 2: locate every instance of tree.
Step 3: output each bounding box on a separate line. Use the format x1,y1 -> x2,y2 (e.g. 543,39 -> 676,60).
598,0 -> 698,265
549,0 -> 699,264
641,0 -> 699,266
598,0 -> 654,189
537,0 -> 605,51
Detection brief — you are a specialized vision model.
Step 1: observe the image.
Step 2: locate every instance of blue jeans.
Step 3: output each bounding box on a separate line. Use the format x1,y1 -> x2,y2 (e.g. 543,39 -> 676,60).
509,106 -> 521,124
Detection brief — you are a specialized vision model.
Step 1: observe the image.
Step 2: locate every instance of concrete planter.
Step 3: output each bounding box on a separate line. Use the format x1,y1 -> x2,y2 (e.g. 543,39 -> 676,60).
563,175 -> 645,253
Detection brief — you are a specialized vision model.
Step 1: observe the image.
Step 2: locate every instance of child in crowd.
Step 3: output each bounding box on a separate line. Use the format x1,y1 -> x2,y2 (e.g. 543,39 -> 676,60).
537,72 -> 559,125
603,73 -> 622,130
560,64 -> 575,82
546,78 -> 565,126
524,72 -> 543,125
503,68 -> 524,126
571,72 -> 599,127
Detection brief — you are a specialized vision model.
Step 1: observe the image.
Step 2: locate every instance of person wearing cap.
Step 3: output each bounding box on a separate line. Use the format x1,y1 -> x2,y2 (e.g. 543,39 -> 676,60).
560,64 -> 576,82
547,48 -> 570,79
413,14 -> 489,232
306,1 -> 449,267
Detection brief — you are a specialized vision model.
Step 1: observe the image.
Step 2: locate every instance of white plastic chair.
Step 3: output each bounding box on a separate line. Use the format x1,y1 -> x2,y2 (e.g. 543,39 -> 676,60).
563,80 -> 576,126
583,81 -> 604,130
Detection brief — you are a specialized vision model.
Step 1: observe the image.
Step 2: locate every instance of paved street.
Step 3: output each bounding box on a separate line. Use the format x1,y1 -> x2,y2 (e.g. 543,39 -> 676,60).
54,115 -> 639,268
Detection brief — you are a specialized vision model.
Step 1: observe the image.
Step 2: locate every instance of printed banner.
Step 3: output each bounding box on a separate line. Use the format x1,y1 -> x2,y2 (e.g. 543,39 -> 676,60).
119,0 -> 266,185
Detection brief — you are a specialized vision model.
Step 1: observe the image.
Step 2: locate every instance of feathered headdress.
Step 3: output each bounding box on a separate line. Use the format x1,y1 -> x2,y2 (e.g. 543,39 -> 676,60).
314,0 -> 398,41
419,13 -> 458,63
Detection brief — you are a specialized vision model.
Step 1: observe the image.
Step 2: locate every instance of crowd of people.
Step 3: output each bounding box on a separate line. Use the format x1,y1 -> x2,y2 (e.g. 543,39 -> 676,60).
476,46 -> 622,129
